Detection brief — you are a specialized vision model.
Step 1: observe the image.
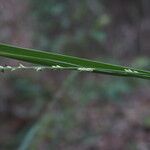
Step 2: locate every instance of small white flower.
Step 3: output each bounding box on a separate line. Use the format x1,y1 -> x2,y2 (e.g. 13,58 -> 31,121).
124,69 -> 133,73
125,69 -> 139,74
11,68 -> 16,71
52,65 -> 63,69
6,66 -> 12,69
0,66 -> 4,69
18,63 -> 25,68
35,67 -> 43,72
133,70 -> 138,73
77,67 -> 94,72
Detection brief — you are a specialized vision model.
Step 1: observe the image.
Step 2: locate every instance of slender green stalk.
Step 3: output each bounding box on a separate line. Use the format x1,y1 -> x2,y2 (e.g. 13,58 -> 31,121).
0,43 -> 149,79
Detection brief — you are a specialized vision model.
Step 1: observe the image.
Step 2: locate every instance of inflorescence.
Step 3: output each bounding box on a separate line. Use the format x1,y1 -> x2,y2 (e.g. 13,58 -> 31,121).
0,64 -> 95,73
0,63 -> 140,74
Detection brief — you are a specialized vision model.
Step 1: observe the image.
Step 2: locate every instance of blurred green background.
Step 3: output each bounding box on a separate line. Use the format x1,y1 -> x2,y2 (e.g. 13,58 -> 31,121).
0,0 -> 150,149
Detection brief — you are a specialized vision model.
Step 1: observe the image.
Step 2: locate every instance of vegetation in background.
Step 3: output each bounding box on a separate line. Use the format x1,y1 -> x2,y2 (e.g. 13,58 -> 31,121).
0,0 -> 149,150
31,0 -> 109,56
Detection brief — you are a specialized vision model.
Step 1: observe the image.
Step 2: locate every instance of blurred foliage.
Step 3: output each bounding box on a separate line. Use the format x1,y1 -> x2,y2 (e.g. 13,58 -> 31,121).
30,0 -> 110,56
